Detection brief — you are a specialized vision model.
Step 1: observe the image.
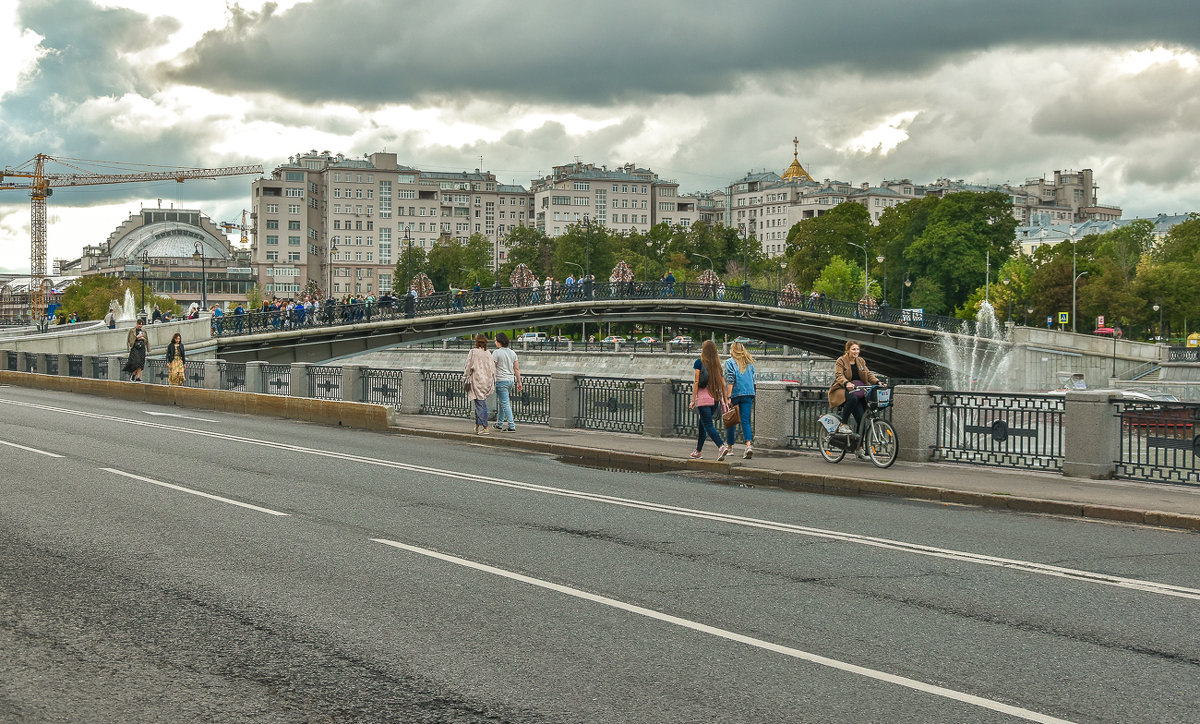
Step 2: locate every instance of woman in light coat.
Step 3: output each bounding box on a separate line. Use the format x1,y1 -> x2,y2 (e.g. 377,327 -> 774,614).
463,334 -> 497,434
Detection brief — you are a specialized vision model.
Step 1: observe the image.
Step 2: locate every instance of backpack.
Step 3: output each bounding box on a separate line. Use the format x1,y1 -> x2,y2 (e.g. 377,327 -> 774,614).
697,363 -> 709,390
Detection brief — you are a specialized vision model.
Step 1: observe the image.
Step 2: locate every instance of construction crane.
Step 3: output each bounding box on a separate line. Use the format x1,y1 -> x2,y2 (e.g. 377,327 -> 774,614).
0,153 -> 263,320
220,209 -> 252,245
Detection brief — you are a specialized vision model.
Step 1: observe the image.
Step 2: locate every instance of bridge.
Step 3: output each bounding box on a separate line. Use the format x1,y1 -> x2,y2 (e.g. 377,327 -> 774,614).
0,280 -> 1166,385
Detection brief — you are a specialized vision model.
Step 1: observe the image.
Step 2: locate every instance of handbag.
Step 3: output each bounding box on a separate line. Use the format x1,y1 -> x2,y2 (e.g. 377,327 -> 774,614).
721,401 -> 740,427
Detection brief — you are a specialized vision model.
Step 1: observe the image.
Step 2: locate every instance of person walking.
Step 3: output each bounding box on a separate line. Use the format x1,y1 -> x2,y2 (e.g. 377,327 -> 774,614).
491,332 -> 522,432
103,308 -> 116,329
723,341 -> 756,459
827,339 -> 881,456
123,328 -> 147,382
463,334 -> 497,434
165,331 -> 186,386
688,339 -> 730,460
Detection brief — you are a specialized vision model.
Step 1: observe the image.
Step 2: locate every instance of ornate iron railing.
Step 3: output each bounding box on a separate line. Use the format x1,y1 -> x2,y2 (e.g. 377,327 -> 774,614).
218,361 -> 245,391
207,280 -> 976,339
932,391 -> 1064,471
670,379 -> 732,436
364,368 -> 402,407
786,386 -> 837,450
262,364 -> 291,396
93,356 -> 109,379
1115,401 -> 1200,485
510,374 -> 552,425
308,365 -> 342,400
1168,347 -> 1198,363
45,355 -> 58,375
5,351 -> 15,370
577,376 -> 643,433
67,354 -> 83,377
183,361 -> 205,388
146,358 -> 169,385
421,369 -> 471,418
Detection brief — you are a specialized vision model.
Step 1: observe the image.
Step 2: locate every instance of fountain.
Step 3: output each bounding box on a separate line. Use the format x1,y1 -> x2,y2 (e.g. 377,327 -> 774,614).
117,289 -> 139,322
937,300 -> 1016,391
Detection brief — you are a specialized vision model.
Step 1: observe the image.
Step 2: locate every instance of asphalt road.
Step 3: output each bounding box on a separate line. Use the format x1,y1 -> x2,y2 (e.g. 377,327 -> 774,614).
1,385 -> 1198,723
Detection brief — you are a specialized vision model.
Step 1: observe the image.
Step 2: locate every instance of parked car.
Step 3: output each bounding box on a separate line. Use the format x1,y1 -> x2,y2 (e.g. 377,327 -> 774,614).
670,335 -> 694,346
637,336 -> 658,344
732,336 -> 754,344
516,331 -> 548,343
600,335 -> 627,344
549,335 -> 571,343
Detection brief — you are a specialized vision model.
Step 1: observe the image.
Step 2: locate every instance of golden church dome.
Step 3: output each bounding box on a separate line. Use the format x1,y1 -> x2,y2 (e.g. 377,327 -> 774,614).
781,136 -> 813,182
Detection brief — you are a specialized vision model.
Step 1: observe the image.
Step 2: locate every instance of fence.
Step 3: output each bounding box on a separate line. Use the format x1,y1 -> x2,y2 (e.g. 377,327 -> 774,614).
262,364 -> 291,396
308,365 -> 342,400
931,391 -> 1065,472
577,376 -> 644,433
1115,401 -> 1199,485
363,368 -> 402,408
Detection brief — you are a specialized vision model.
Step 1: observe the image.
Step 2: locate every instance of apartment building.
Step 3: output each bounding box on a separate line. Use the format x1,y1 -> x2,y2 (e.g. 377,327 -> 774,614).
250,151 -> 533,297
531,161 -> 697,237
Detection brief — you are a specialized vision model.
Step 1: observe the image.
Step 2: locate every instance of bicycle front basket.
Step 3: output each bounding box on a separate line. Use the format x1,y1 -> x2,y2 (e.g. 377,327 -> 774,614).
873,387 -> 892,408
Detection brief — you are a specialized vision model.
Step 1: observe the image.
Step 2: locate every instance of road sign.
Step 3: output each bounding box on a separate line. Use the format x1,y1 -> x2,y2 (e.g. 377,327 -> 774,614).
1058,312 -> 1069,325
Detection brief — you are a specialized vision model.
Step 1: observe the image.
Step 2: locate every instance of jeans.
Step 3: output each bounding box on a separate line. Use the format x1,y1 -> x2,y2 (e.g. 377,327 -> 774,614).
495,379 -> 515,429
725,395 -> 754,446
474,399 -> 488,427
695,404 -> 723,451
840,393 -> 867,431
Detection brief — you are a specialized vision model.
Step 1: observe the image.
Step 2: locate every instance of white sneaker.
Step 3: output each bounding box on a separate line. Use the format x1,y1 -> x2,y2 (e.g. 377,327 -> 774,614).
836,423 -> 853,434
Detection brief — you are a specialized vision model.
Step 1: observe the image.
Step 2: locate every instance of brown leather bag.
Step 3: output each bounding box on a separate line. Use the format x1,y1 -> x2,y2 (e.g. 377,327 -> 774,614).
721,401 -> 740,427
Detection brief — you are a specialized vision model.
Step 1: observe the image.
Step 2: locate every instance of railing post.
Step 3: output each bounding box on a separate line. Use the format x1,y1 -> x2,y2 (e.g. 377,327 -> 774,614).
341,364 -> 366,403
107,355 -> 124,381
57,353 -> 70,376
893,385 -> 941,462
548,373 -> 579,429
751,381 -> 792,449
290,362 -> 311,398
81,354 -> 96,379
203,360 -> 221,390
245,361 -> 266,394
1062,390 -> 1122,479
641,377 -> 675,437
15,351 -> 30,372
399,367 -> 423,415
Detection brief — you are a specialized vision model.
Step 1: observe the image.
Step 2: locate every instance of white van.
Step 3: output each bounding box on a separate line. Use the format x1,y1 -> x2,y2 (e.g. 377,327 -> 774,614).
517,331 -> 548,343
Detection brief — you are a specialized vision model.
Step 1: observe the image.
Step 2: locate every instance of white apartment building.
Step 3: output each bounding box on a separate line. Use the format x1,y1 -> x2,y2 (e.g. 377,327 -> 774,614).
250,151 -> 533,297
531,162 -> 697,237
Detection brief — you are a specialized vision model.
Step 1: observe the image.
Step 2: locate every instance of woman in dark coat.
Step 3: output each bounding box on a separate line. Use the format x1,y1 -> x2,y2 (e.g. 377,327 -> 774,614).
123,329 -> 147,382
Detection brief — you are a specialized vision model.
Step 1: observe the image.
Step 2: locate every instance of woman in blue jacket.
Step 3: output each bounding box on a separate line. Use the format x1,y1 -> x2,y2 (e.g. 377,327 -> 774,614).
723,342 -> 756,459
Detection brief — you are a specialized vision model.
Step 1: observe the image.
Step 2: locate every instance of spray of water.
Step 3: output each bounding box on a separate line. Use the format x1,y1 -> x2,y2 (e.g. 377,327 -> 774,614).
937,300 -> 1015,391
117,289 -> 138,322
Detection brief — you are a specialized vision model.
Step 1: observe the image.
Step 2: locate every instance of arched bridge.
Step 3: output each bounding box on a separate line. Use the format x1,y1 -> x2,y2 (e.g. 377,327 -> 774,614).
214,282 -> 981,378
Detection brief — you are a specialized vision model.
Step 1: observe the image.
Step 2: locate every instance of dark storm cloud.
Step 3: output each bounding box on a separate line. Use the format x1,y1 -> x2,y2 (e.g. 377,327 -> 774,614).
163,0 -> 1200,106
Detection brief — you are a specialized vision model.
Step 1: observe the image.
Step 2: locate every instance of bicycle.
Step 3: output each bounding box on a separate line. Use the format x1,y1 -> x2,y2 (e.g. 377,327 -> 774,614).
818,385 -> 898,469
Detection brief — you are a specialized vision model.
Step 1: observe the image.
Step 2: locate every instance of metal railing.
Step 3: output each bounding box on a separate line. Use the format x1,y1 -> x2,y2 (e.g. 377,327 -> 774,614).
1168,347 -> 1198,363
219,361 -> 246,391
577,376 -> 643,433
182,361 -> 206,388
262,364 -> 291,396
5,351 -> 15,370
67,354 -> 83,377
932,391 -> 1064,471
421,369 -> 471,418
208,280 -> 976,340
509,374 -> 552,425
93,356 -> 109,379
45,355 -> 58,375
786,386 -> 838,450
363,367 -> 402,407
670,379 -> 734,436
1115,401 -> 1200,485
146,359 -> 169,385
308,365 -> 342,400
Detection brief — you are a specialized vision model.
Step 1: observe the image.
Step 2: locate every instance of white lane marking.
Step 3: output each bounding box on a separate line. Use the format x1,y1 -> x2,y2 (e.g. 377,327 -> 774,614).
100,468 -> 290,517
372,538 -> 1074,724
143,411 -> 218,422
3,397 -> 1197,601
0,438 -> 64,457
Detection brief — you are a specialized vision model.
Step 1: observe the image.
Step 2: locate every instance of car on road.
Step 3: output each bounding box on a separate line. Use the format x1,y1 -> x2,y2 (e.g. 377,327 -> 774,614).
516,331 -> 548,343
732,336 -> 754,344
669,335 -> 694,346
600,335 -> 627,344
549,335 -> 571,343
637,336 -> 658,344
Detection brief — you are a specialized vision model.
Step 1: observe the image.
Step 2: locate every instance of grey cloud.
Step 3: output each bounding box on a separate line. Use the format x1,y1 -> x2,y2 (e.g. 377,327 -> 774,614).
162,0 -> 1200,107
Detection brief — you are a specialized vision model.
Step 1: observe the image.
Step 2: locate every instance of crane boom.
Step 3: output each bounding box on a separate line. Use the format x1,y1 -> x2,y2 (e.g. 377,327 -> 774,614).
0,154 -> 263,321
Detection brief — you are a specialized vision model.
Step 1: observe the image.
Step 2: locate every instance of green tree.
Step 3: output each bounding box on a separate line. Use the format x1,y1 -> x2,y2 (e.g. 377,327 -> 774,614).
785,202 -> 871,291
57,275 -> 177,320
811,255 -> 880,302
394,244 -> 428,292
870,195 -> 939,306
1154,213 -> 1200,264
502,226 -> 555,279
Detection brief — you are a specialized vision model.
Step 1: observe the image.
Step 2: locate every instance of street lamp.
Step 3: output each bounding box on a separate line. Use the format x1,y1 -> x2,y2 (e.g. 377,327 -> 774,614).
1025,306 -> 1033,327
876,254 -> 886,303
1002,277 -> 1013,322
1072,270 -> 1088,332
191,241 -> 208,310
1153,303 -> 1163,342
847,241 -> 870,300
691,253 -> 713,272
138,251 -> 149,317
739,226 -> 751,287
563,261 -> 585,340
563,261 -> 583,277
328,240 -> 338,298
583,214 -> 591,279
403,229 -> 412,295
899,275 -> 911,312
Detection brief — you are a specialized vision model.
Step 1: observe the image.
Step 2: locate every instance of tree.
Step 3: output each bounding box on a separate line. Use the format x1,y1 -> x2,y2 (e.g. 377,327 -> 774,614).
785,202 -> 870,291
57,275 -> 177,320
811,255 -> 879,302
870,195 -> 939,306
1095,219 -> 1153,282
502,226 -> 555,279
394,244 -> 428,293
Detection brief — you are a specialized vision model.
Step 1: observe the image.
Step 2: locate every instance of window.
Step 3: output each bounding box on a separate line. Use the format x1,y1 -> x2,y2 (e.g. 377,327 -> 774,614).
266,251 -> 279,261
288,251 -> 301,262
266,235 -> 279,245
288,204 -> 300,214
286,187 -> 303,197
552,195 -> 571,205
288,236 -> 301,245
288,220 -> 301,230
266,204 -> 278,213
266,219 -> 279,229
573,182 -> 590,190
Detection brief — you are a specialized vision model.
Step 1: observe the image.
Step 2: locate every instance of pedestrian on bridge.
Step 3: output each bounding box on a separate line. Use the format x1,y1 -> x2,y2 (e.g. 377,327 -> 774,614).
166,332 -> 186,386
689,339 -> 730,461
723,342 -> 756,459
491,332 -> 522,432
123,329 -> 146,382
464,334 -> 497,435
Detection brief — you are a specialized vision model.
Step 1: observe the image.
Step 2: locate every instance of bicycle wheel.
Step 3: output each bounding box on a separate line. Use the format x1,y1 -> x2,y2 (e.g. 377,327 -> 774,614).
865,418 -> 898,469
818,427 -> 846,463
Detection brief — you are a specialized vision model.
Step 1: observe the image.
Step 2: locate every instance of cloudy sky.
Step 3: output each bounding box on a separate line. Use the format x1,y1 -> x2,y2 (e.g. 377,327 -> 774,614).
3,0 -> 1199,273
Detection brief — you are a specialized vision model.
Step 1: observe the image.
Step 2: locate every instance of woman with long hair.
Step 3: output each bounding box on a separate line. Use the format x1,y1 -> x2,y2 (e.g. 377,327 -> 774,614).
463,334 -> 497,434
828,339 -> 881,453
723,341 -> 757,459
166,332 -> 186,386
688,339 -> 730,460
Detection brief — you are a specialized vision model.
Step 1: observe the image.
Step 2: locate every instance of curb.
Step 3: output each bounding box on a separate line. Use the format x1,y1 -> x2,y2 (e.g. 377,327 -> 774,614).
388,423 -> 1200,534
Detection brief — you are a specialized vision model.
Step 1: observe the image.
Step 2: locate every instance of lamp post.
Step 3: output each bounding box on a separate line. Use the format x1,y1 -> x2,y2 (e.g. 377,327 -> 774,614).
643,240 -> 652,283
191,241 -> 208,310
1153,303 -> 1163,342
847,241 -> 870,300
328,240 -> 338,298
583,214 -> 591,279
403,229 -> 412,294
139,251 -> 149,317
739,226 -> 751,287
691,253 -> 713,272
1002,277 -> 1013,322
1072,270 -> 1088,332
1025,306 -> 1033,327
899,275 -> 911,312
876,254 -> 886,303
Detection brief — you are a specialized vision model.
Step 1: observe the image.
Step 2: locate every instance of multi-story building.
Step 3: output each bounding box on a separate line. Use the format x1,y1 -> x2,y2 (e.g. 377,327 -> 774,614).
250,151 -> 533,298
1015,213 -> 1189,257
530,162 -> 697,237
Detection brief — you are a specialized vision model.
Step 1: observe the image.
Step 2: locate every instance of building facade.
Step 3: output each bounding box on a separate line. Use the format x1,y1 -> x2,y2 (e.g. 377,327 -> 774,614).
530,162 -> 698,238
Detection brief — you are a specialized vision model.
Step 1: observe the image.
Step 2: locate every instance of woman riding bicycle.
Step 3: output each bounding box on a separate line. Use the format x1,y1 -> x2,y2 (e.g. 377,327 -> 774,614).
827,340 -> 880,437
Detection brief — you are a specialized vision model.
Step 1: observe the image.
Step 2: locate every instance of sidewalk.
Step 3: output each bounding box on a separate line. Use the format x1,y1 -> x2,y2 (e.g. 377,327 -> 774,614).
388,415 -> 1200,533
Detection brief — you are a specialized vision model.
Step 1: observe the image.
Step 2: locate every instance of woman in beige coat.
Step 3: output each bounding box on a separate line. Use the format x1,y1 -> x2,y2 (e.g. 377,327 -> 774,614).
463,334 -> 497,434
827,339 -> 880,435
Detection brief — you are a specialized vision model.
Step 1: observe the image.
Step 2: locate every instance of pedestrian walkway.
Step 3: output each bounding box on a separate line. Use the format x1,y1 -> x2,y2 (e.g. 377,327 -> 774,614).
390,414 -> 1200,533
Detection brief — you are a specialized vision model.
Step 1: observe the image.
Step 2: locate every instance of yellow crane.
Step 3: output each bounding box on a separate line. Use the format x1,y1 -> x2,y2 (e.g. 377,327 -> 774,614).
220,209 -> 252,245
1,153 -> 262,319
